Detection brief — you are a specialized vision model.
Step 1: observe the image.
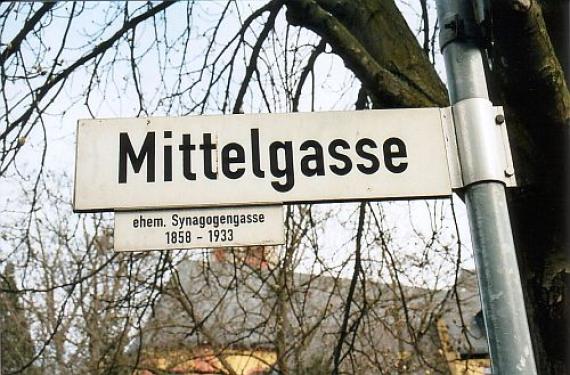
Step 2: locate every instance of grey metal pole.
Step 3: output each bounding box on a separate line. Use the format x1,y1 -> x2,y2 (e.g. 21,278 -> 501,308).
435,0 -> 537,374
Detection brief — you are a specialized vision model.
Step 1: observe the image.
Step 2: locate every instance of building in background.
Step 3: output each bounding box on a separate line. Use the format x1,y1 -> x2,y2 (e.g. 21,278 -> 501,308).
130,247 -> 490,374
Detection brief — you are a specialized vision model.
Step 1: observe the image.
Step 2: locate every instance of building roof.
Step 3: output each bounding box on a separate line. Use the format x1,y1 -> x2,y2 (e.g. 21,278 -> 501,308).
132,255 -> 487,373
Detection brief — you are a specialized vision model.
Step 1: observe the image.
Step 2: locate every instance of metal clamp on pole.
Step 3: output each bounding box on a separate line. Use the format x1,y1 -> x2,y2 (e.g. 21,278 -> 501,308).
439,11 -> 483,51
452,98 -> 516,187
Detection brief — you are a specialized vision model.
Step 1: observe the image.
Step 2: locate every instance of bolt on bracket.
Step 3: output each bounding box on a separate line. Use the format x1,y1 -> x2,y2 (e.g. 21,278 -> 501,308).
441,99 -> 516,189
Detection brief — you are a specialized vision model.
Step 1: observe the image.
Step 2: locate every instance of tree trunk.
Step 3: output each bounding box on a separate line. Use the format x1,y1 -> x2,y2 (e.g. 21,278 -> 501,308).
490,1 -> 570,373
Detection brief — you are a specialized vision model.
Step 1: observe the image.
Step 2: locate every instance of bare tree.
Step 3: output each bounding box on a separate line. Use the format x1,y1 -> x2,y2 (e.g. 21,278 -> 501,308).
0,1 -> 567,373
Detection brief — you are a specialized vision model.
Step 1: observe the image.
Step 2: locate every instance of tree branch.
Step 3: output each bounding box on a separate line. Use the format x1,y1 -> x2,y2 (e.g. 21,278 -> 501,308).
0,1 -> 174,145
286,0 -> 448,108
0,2 -> 56,65
292,39 -> 326,112
233,0 -> 284,114
332,202 -> 366,375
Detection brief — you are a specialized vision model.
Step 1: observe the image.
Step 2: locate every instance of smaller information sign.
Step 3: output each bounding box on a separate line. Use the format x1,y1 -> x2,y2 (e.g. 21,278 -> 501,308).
114,205 -> 284,252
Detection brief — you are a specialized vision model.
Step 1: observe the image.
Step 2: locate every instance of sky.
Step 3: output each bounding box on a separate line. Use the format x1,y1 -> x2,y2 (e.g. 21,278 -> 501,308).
0,1 -> 475,288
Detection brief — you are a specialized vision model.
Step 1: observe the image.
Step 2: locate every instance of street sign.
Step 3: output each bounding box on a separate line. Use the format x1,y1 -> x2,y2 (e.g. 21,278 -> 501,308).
74,109 -> 453,212
114,205 -> 284,252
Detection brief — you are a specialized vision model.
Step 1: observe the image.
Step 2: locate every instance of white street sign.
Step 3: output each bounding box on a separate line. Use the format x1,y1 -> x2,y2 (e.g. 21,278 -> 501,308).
74,109 -> 453,212
114,205 -> 284,252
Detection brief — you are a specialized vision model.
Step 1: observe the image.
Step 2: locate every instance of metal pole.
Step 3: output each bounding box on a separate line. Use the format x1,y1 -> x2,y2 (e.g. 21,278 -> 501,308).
435,0 -> 537,374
